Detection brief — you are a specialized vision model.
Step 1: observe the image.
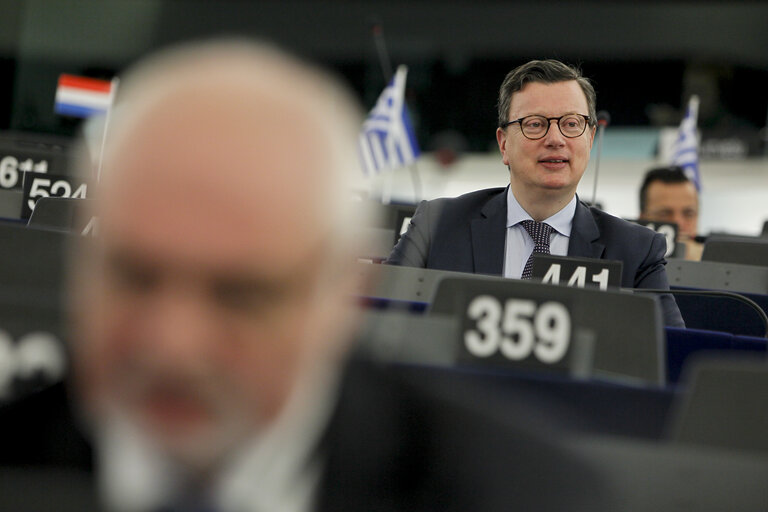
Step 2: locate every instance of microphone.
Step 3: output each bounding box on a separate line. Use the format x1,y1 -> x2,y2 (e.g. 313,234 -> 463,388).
590,110 -> 610,208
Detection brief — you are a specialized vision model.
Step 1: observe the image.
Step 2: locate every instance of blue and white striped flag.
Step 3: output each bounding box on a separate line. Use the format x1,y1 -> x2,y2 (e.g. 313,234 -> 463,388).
670,95 -> 701,191
358,65 -> 420,175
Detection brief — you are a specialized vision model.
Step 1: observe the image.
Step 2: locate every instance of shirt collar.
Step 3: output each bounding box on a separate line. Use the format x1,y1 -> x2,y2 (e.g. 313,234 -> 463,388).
96,358 -> 341,512
506,187 -> 577,237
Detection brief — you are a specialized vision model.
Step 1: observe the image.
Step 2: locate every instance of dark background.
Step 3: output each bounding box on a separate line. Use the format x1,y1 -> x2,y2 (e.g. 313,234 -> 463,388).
1,0 -> 767,152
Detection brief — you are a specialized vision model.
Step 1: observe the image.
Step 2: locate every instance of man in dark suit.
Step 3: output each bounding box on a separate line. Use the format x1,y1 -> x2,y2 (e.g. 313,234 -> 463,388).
7,41 -> 612,512
0,354 -> 613,512
387,59 -> 684,327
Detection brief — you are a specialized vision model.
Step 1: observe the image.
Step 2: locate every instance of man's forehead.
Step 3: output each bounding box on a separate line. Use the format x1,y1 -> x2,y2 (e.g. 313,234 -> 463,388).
646,181 -> 699,202
509,80 -> 588,115
98,171 -> 331,286
98,84 -> 334,271
107,87 -> 324,201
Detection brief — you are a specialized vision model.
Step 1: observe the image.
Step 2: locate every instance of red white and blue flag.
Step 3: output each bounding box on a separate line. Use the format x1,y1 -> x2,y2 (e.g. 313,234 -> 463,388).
54,74 -> 115,118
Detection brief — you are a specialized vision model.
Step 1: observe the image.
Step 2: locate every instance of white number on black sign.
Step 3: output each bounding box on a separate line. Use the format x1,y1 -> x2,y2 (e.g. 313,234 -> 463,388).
0,156 -> 48,189
542,264 -> 610,290
0,156 -> 18,188
0,330 -> 66,400
643,223 -> 676,258
464,296 -> 570,363
27,177 -> 87,212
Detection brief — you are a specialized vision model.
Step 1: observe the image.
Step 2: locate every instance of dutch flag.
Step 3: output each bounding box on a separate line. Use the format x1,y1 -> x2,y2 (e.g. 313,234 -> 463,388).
54,74 -> 116,118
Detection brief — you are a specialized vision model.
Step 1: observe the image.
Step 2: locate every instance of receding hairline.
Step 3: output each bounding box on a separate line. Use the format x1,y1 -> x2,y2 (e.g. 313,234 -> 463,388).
97,39 -> 372,257
109,40 -> 358,153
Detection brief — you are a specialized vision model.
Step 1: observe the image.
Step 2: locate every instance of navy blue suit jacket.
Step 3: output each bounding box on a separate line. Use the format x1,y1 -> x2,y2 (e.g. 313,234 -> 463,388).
0,358 -> 614,512
386,187 -> 684,327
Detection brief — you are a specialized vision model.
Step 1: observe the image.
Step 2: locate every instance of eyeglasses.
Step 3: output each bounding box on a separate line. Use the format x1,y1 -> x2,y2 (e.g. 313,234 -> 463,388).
500,114 -> 592,140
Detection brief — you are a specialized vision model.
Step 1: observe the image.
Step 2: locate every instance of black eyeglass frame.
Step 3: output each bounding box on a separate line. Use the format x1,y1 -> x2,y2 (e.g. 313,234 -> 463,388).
500,114 -> 593,140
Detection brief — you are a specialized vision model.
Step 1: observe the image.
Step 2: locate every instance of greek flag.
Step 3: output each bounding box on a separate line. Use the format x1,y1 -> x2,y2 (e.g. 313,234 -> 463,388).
358,65 -> 420,175
670,95 -> 701,191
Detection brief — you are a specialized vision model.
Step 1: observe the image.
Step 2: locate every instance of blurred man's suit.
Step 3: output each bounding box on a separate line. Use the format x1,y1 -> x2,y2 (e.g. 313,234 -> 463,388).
386,187 -> 685,327
0,354 -> 613,512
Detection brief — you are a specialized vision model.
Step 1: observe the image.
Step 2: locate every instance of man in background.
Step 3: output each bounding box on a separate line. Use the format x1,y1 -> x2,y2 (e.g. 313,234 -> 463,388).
639,165 -> 702,260
387,59 -> 684,327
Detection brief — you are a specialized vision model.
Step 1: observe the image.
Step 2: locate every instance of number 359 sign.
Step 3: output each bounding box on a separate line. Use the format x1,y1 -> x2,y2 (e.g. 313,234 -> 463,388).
21,172 -> 88,219
460,294 -> 572,371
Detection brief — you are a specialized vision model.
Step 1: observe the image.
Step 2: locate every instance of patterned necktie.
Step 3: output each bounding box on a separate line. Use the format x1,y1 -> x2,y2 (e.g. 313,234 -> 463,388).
520,220 -> 553,280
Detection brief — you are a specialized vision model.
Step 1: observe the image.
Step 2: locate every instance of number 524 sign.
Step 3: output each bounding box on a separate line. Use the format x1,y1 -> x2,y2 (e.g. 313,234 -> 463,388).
21,172 -> 88,219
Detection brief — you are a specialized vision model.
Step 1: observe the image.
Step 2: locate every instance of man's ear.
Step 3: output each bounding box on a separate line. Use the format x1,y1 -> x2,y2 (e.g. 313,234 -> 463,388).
496,127 -> 510,166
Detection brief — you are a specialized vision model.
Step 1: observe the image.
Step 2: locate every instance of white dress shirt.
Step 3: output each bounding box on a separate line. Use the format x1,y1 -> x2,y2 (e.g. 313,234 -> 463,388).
503,189 -> 577,279
96,359 -> 341,512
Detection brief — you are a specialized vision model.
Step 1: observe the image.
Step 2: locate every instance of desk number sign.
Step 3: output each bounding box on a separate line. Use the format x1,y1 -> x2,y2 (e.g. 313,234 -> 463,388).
531,254 -> 623,291
21,172 -> 88,219
434,278 -> 582,374
0,156 -> 49,191
0,329 -> 66,402
631,220 -> 679,259
463,295 -> 571,366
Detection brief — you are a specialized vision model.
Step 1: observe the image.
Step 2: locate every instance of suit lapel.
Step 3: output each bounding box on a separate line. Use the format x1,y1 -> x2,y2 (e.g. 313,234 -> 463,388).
568,199 -> 605,259
470,188 -> 507,275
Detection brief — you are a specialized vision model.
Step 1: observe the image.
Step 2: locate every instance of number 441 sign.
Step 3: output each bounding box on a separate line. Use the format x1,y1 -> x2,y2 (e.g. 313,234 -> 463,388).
531,254 -> 623,291
21,172 -> 88,220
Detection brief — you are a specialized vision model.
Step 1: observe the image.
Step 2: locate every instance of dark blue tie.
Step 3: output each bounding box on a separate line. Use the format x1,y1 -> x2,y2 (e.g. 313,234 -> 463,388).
520,220 -> 553,279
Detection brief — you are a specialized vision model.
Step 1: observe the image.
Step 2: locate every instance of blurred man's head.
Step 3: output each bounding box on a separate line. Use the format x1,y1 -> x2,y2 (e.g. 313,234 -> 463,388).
639,166 -> 699,240
70,40 -> 367,471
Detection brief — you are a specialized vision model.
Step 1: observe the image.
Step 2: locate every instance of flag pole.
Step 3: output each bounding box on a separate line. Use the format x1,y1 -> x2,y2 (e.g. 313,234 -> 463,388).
763,104 -> 768,157
370,22 -> 422,204
96,77 -> 119,182
371,22 -> 393,84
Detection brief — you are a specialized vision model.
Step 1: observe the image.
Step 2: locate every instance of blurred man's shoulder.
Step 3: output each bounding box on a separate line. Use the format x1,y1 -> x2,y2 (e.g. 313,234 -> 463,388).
0,382 -> 97,511
0,381 -> 92,469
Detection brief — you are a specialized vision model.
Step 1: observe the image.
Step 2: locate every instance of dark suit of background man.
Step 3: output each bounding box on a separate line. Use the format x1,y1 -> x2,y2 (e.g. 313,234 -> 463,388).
387,59 -> 684,327
0,42 -> 616,511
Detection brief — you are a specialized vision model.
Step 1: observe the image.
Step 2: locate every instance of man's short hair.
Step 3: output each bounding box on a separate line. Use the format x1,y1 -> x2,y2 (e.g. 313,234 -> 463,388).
639,165 -> 693,213
497,59 -> 597,129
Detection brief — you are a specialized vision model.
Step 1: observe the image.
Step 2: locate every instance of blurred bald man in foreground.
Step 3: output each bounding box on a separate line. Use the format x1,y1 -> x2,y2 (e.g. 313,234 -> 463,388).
70,40 -> 372,512
0,40 -> 614,511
